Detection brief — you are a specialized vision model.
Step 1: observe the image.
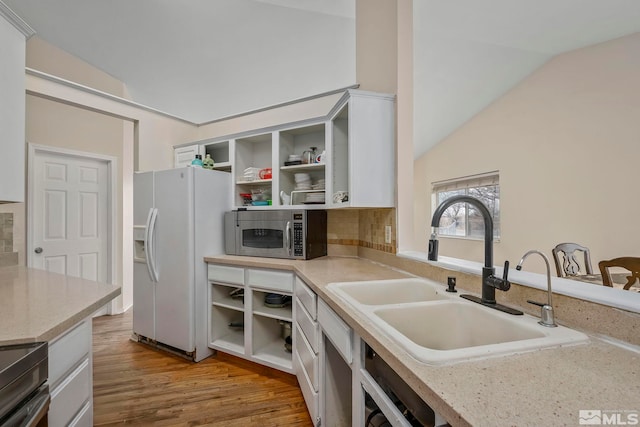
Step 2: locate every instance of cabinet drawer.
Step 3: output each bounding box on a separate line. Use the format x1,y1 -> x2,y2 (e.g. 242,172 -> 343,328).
48,320 -> 90,388
295,298 -> 319,353
318,299 -> 352,364
295,324 -> 318,391
68,401 -> 92,427
208,264 -> 244,285
246,268 -> 293,293
294,276 -> 317,319
294,351 -> 319,424
49,358 -> 91,427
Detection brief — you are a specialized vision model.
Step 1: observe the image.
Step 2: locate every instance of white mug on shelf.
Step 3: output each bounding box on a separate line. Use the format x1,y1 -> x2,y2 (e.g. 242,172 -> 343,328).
280,191 -> 291,205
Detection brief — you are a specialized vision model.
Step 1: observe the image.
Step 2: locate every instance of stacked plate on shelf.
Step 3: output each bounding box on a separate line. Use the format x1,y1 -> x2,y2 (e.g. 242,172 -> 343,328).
312,179 -> 325,190
241,167 -> 261,181
304,193 -> 325,204
294,173 -> 312,190
285,154 -> 303,166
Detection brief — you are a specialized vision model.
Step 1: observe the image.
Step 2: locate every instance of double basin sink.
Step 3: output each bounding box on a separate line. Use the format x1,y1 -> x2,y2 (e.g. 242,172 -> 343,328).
327,278 -> 589,365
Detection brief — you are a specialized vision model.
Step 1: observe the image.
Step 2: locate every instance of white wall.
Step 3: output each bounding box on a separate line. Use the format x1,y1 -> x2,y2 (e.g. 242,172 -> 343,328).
412,33 -> 640,273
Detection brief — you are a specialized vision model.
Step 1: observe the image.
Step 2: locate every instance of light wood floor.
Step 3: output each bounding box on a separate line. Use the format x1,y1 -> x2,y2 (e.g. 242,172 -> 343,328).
92,310 -> 312,426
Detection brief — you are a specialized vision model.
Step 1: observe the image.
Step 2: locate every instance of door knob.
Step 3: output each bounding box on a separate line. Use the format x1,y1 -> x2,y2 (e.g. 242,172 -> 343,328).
34,247 -> 43,254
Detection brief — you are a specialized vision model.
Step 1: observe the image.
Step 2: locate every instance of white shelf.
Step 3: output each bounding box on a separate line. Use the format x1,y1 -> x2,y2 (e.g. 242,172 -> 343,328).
253,307 -> 292,322
236,178 -> 272,185
211,283 -> 244,311
212,301 -> 244,312
211,333 -> 244,354
253,341 -> 293,371
280,163 -> 325,172
252,290 -> 292,322
212,161 -> 232,171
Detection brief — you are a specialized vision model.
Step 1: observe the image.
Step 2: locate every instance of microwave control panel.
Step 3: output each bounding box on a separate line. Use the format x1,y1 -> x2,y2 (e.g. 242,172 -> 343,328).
293,221 -> 303,257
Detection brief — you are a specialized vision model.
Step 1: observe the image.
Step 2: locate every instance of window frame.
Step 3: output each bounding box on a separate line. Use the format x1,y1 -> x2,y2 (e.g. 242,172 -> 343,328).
431,172 -> 501,242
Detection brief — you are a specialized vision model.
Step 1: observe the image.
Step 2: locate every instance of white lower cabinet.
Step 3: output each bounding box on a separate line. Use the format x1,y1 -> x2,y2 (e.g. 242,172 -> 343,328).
48,318 -> 93,427
208,265 -> 445,426
294,277 -> 320,425
295,278 -> 448,427
208,263 -> 294,373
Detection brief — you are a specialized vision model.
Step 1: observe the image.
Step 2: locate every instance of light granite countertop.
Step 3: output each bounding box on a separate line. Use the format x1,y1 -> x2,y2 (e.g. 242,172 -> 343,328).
0,266 -> 121,345
204,254 -> 640,427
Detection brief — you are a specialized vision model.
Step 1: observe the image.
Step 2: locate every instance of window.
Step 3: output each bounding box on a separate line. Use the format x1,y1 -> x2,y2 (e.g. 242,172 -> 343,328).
432,172 -> 500,240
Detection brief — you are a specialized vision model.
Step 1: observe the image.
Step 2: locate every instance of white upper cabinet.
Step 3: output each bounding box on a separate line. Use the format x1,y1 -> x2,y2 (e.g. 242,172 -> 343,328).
174,89 -> 395,209
173,144 -> 203,168
0,5 -> 32,203
328,90 -> 395,208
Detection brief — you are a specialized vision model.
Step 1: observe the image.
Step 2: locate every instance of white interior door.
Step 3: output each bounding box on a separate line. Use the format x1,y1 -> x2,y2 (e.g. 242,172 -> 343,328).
31,150 -> 109,284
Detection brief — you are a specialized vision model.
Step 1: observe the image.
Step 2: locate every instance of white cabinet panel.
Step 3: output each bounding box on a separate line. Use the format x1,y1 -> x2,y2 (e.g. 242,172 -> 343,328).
0,10 -> 26,202
318,299 -> 352,364
49,359 -> 91,427
174,144 -> 202,168
295,276 -> 317,319
295,324 -> 318,391
49,319 -> 91,388
246,268 -> 293,293
208,264 -> 244,285
295,351 -> 320,426
296,298 -> 319,353
48,317 -> 93,427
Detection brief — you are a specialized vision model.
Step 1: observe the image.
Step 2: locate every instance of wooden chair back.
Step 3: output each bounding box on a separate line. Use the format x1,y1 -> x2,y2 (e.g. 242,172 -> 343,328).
552,242 -> 593,277
598,257 -> 640,290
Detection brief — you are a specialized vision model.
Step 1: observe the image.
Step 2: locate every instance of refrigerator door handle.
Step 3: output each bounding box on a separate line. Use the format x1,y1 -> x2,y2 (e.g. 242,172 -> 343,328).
148,208 -> 160,282
285,220 -> 292,256
143,208 -> 155,282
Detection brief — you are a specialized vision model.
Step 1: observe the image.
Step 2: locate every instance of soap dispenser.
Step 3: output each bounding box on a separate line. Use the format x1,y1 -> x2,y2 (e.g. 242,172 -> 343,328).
191,154 -> 203,168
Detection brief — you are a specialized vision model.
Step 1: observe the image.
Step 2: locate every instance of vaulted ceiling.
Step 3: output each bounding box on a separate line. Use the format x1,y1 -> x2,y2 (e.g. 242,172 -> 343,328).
5,0 -> 356,123
5,0 -> 640,158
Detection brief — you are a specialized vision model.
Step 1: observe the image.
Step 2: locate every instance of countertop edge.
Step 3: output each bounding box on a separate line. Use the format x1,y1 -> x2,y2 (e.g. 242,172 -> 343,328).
34,288 -> 122,343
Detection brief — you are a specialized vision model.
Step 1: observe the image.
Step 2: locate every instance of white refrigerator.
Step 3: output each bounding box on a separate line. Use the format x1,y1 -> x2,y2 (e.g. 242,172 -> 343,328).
133,167 -> 230,362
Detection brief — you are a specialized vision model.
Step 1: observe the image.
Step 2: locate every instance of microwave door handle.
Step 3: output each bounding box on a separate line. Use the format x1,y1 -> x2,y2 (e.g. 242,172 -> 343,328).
285,221 -> 292,256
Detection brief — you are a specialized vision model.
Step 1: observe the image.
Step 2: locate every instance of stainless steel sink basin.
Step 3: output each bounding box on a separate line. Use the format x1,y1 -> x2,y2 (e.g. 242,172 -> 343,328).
327,278 -> 589,365
329,278 -> 448,306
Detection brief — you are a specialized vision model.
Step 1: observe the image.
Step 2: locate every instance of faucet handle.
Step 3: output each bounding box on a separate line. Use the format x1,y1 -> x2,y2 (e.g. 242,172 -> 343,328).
502,260 -> 510,282
486,260 -> 511,291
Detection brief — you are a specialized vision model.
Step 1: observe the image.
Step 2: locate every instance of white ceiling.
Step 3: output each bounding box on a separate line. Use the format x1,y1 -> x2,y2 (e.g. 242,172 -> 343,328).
5,0 -> 640,158
5,0 -> 356,123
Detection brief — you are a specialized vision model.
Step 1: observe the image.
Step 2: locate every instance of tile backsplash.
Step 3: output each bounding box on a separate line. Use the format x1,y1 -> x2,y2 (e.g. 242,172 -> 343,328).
0,212 -> 18,267
0,213 -> 14,253
327,208 -> 396,254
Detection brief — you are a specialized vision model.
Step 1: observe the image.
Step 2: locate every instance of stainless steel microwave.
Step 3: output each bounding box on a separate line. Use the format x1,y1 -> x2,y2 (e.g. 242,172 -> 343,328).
224,210 -> 327,260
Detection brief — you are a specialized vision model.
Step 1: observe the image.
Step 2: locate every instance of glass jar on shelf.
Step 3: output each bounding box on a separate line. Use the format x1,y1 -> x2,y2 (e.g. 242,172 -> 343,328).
302,147 -> 318,164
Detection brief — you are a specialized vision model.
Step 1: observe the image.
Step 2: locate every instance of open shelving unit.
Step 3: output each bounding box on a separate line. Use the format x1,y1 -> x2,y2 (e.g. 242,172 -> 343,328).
175,89 -> 395,209
208,264 -> 294,373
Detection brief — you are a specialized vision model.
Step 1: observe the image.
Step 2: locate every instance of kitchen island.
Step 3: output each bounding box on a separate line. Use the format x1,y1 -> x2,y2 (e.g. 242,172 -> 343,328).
0,266 -> 121,345
204,254 -> 640,427
0,265 -> 121,426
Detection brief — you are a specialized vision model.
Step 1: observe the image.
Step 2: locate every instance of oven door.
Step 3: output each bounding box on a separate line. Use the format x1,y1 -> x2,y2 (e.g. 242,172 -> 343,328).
236,220 -> 292,259
1,383 -> 49,427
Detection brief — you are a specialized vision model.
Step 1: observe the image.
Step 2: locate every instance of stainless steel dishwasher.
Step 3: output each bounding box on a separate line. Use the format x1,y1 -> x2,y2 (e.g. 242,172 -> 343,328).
0,342 -> 49,426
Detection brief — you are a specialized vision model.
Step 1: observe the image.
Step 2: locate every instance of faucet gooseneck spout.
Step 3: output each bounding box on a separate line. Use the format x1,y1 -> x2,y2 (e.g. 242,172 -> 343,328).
516,250 -> 557,327
429,195 -> 523,315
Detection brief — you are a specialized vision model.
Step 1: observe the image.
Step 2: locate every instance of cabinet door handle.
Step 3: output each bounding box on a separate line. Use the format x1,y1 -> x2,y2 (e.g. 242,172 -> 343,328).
34,247 -> 43,254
